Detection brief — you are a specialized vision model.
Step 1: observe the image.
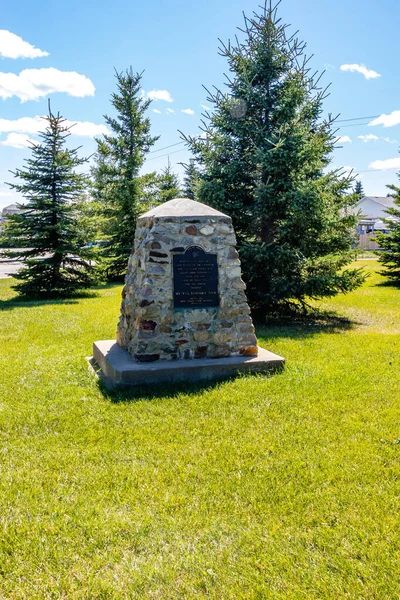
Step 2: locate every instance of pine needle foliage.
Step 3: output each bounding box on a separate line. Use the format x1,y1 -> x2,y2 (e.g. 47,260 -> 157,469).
375,184 -> 400,283
184,2 -> 365,315
182,158 -> 200,200
92,68 -> 159,280
1,104 -> 98,298
159,159 -> 182,203
137,172 -> 163,211
354,180 -> 364,199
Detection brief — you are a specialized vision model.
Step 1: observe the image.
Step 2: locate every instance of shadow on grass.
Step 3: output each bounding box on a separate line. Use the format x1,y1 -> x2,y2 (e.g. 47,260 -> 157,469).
89,357 -> 283,404
256,308 -> 361,341
0,289 -> 101,311
97,373 -> 243,404
375,279 -> 400,289
93,307 -> 351,403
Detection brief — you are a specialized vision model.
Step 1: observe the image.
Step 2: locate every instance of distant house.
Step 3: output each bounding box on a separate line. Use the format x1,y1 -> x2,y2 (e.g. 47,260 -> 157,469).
356,196 -> 396,234
356,196 -> 397,249
0,204 -> 24,235
2,204 -> 21,217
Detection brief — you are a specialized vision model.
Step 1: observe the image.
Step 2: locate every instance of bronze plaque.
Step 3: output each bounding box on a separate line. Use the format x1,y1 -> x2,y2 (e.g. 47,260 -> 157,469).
173,246 -> 219,308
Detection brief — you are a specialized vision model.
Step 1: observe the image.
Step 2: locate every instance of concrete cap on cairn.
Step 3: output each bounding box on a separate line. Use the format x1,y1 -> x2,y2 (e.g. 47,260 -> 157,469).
139,197 -> 230,220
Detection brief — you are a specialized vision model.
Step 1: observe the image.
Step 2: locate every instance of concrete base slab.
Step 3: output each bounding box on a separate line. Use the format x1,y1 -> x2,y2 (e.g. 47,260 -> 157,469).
91,340 -> 285,387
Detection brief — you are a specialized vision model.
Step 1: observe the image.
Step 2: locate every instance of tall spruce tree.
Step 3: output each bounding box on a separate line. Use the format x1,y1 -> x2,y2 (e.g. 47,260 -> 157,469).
375,182 -> 400,283
92,68 -> 159,280
1,104 -> 98,298
185,2 -> 364,314
158,159 -> 182,203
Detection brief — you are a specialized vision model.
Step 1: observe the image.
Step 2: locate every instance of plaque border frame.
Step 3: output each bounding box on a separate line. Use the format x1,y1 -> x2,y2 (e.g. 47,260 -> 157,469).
172,244 -> 220,310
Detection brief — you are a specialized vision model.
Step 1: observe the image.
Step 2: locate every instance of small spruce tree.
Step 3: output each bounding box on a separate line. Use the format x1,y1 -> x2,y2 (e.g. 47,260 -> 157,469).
182,158 -> 199,199
158,159 -> 182,203
354,180 -> 364,199
92,68 -> 159,280
185,2 -> 364,314
137,171 -> 162,211
1,104 -> 98,298
375,184 -> 400,283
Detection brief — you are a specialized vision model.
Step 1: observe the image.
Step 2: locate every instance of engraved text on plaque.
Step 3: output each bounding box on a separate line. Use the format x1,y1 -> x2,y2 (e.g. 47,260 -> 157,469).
173,246 -> 219,308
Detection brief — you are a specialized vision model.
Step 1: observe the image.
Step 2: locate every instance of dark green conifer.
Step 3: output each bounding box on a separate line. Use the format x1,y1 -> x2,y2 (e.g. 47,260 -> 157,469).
92,68 -> 159,280
185,2 -> 364,314
158,159 -> 182,203
375,184 -> 400,283
137,171 -> 162,211
182,158 -> 199,199
354,180 -> 364,199
2,104 -> 98,297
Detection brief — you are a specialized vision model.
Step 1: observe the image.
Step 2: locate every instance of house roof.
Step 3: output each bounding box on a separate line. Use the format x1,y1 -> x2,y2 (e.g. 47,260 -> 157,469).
2,204 -> 19,212
355,196 -> 396,220
358,196 -> 395,208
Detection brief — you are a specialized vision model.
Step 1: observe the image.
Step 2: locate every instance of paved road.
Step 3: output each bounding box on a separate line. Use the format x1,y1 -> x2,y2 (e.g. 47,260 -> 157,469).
1,249 -> 38,278
0,260 -> 21,278
0,253 -> 373,280
0,250 -> 91,279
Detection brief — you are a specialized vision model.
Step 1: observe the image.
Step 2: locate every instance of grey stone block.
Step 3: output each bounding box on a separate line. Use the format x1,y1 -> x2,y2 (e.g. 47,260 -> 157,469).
92,340 -> 285,387
139,197 -> 229,220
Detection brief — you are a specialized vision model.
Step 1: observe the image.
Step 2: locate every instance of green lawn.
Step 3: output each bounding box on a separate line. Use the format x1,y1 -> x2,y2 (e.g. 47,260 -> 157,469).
1,261 -> 400,599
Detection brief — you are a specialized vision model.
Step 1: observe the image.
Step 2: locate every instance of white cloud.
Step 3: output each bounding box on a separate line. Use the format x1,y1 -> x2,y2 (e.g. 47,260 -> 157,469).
200,104 -> 210,110
0,190 -> 13,197
182,108 -> 195,115
66,120 -> 108,137
369,110 -> 400,128
0,133 -> 36,148
369,158 -> 400,171
0,116 -> 108,137
0,116 -> 43,134
0,68 -> 95,102
340,63 -> 381,79
153,109 -> 162,114
166,108 -> 175,114
0,30 -> 48,59
145,89 -> 173,103
336,135 -> 352,144
358,134 -> 379,143
357,133 -> 399,145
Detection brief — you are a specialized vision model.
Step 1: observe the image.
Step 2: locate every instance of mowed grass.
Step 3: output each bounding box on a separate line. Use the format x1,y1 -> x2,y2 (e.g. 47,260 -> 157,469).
0,260 -> 400,599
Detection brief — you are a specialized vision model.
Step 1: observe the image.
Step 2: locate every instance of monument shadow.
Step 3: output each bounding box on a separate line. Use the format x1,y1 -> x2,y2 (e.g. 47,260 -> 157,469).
93,362 -> 283,404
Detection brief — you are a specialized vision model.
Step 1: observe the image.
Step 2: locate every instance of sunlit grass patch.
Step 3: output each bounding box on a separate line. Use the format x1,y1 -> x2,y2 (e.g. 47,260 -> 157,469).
1,262 -> 400,598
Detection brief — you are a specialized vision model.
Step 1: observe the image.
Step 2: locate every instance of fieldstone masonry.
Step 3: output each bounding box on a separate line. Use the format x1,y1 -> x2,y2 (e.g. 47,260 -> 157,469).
116,198 -> 258,362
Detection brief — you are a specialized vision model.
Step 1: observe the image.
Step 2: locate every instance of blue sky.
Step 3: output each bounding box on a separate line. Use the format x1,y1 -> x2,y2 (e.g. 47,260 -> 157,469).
1,0 -> 400,211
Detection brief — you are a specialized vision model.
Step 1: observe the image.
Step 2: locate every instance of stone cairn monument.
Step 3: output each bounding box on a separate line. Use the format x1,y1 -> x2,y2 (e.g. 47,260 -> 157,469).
93,198 -> 284,385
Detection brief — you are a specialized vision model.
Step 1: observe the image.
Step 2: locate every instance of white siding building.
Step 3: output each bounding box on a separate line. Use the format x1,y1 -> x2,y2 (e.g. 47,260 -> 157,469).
356,196 -> 396,234
355,196 -> 397,249
0,204 -> 23,234
2,204 -> 21,217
